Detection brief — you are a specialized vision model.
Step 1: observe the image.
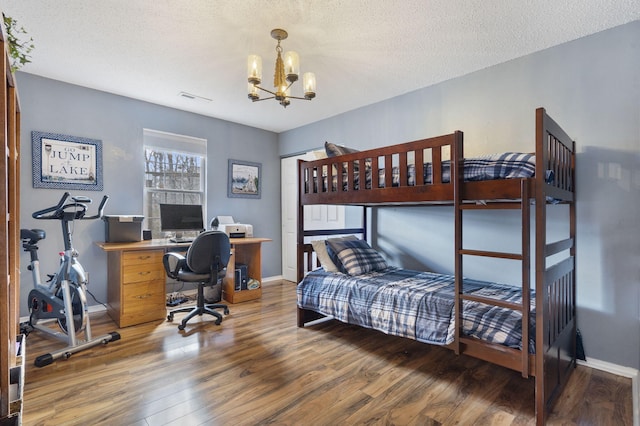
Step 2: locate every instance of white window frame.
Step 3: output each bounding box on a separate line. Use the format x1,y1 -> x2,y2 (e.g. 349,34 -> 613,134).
143,129 -> 207,238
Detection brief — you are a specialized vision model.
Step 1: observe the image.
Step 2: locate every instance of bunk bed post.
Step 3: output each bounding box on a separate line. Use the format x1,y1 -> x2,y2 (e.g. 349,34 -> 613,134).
533,107 -> 578,425
534,107 -> 548,426
362,206 -> 368,241
520,179 -> 531,378
570,139 -> 577,363
297,159 -> 305,284
453,131 -> 463,355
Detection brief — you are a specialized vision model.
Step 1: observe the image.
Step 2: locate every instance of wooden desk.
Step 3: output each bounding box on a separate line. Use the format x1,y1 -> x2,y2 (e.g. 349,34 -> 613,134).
96,237 -> 271,327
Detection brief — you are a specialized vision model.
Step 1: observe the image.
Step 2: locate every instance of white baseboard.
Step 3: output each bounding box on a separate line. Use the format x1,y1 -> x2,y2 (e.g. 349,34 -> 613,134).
262,275 -> 283,284
88,304 -> 108,314
578,358 -> 639,426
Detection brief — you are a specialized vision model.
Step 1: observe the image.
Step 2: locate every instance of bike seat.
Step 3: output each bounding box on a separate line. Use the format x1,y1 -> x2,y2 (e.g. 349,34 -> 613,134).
72,195 -> 92,203
20,228 -> 46,243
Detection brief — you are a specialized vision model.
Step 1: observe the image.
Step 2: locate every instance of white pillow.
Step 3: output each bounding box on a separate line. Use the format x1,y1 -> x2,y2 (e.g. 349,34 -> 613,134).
310,235 -> 358,272
310,240 -> 337,272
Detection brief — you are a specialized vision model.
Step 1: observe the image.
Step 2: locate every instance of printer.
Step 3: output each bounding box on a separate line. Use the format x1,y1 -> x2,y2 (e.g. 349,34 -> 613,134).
211,216 -> 253,238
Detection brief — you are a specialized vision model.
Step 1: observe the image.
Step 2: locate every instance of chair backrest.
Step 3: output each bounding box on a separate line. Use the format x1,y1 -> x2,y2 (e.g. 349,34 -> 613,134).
186,231 -> 231,274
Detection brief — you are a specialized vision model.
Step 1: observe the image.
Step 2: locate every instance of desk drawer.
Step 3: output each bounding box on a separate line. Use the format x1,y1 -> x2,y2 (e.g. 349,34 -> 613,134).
122,280 -> 165,315
122,249 -> 164,266
123,263 -> 165,284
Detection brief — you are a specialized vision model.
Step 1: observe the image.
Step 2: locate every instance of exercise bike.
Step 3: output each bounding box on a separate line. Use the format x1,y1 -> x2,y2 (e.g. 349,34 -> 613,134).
20,192 -> 120,367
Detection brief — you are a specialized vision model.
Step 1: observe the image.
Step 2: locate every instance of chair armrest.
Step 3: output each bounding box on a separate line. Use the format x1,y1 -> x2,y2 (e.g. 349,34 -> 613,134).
163,252 -> 186,279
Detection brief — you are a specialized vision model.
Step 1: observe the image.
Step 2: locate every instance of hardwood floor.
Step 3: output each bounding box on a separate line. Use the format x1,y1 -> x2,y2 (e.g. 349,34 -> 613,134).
22,281 -> 632,425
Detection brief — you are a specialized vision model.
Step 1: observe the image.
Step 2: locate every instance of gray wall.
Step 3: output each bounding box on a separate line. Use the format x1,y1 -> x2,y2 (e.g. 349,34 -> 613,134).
279,21 -> 640,369
17,73 -> 281,314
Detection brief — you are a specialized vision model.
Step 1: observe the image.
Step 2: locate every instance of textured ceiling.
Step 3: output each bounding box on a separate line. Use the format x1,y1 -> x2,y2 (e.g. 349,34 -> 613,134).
2,1 -> 639,133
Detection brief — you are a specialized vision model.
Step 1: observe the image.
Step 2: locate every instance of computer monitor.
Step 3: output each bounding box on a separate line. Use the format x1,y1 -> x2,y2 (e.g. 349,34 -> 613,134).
159,203 -> 205,242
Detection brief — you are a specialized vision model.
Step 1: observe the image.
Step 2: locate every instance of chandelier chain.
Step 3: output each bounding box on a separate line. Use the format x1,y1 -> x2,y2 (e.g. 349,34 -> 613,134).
274,42 -> 286,90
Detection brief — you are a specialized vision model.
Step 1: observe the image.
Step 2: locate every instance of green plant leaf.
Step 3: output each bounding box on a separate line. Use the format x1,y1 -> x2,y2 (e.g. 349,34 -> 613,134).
3,14 -> 35,73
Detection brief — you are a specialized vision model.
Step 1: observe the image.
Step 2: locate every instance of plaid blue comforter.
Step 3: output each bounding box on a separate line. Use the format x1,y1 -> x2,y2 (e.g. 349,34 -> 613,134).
405,152 -> 536,185
297,267 -> 536,351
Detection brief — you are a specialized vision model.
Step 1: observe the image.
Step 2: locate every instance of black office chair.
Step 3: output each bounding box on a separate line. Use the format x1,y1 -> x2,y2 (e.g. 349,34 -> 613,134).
163,230 -> 231,330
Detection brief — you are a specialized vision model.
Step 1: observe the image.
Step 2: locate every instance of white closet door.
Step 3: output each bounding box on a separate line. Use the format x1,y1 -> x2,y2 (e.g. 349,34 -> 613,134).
281,153 -> 344,282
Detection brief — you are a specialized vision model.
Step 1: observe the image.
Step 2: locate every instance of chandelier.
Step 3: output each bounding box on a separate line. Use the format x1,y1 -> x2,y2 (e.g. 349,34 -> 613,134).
247,29 -> 316,108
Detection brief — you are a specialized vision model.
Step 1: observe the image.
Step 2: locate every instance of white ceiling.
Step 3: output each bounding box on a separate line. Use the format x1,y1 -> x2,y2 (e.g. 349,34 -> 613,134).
2,1 -> 639,133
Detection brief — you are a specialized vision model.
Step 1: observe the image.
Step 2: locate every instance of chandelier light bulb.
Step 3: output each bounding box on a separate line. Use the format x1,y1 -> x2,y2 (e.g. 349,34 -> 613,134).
247,55 -> 262,85
284,51 -> 299,83
303,72 -> 316,99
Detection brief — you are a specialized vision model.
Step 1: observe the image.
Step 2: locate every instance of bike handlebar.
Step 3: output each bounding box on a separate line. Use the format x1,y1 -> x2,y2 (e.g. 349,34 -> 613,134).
32,192 -> 71,219
32,192 -> 109,221
84,194 -> 109,220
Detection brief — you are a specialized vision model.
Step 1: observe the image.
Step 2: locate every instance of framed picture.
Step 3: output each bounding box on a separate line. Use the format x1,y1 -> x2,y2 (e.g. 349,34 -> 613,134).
228,159 -> 261,199
31,131 -> 103,191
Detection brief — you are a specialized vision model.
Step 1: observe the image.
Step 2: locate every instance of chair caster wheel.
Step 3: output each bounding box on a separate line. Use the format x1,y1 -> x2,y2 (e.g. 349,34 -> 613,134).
215,318 -> 222,325
167,314 -> 173,322
223,308 -> 230,315
178,324 -> 185,330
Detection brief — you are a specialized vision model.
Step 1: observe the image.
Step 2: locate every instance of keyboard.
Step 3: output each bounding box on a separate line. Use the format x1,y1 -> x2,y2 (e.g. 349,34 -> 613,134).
170,238 -> 193,244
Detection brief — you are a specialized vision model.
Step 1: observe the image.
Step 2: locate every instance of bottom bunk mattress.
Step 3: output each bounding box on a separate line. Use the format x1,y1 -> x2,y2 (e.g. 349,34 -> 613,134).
297,267 -> 535,351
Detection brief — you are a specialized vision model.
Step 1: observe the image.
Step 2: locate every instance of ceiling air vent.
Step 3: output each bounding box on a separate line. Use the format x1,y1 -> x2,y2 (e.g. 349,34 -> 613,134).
178,92 -> 212,102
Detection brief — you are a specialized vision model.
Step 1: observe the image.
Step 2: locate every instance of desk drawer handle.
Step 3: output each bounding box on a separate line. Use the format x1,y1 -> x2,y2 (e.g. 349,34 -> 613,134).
138,271 -> 151,276
138,255 -> 152,260
136,294 -> 152,299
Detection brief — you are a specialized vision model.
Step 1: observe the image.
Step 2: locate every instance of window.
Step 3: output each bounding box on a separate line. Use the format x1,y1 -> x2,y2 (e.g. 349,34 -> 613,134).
143,129 -> 207,238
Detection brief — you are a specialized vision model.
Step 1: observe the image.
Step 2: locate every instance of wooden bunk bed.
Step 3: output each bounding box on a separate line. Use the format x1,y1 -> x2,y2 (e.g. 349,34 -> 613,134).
295,107 -> 576,425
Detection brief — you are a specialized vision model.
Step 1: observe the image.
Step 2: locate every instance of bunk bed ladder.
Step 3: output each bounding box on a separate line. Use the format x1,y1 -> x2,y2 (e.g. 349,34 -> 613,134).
455,179 -> 532,378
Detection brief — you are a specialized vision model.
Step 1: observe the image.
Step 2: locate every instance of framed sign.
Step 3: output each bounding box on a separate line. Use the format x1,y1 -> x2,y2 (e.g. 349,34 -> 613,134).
228,159 -> 261,199
31,131 -> 103,191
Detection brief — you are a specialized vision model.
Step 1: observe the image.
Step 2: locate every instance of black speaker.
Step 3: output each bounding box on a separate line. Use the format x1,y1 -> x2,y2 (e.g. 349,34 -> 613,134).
234,269 -> 241,291
142,229 -> 152,240
235,263 -> 248,290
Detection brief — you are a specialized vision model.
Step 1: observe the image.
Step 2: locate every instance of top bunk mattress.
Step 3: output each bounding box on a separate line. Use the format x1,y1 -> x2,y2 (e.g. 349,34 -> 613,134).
319,152 -> 536,192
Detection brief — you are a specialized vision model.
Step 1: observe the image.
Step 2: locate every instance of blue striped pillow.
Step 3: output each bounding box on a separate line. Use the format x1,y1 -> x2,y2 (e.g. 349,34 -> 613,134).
326,239 -> 388,275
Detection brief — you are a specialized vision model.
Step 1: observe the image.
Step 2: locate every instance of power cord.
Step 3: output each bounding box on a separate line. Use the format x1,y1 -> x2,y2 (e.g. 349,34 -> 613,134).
166,291 -> 188,307
86,288 -> 108,309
